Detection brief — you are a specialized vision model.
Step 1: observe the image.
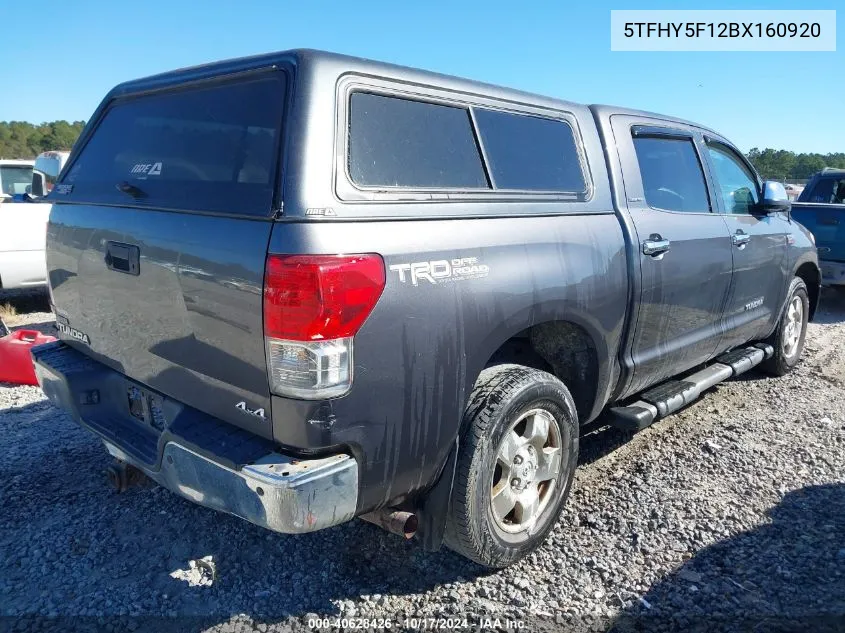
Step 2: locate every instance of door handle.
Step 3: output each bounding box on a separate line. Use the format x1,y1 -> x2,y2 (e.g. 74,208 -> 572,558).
732,230 -> 751,247
642,235 -> 671,256
105,241 -> 141,276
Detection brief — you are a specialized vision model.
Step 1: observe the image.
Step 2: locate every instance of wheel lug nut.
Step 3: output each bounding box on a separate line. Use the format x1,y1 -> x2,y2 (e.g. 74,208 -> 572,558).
513,455 -> 523,465
511,478 -> 521,487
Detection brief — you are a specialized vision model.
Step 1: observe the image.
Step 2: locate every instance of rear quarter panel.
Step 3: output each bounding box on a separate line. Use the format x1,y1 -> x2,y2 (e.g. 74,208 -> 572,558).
268,213 -> 627,511
0,201 -> 50,288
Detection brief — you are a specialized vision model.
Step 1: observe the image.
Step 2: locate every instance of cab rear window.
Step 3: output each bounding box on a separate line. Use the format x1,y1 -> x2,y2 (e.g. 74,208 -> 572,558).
473,108 -> 585,192
55,73 -> 286,216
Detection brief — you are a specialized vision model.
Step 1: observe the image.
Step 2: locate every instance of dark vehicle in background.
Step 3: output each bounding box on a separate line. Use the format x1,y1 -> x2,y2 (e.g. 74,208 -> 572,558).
33,50 -> 819,568
792,168 -> 845,290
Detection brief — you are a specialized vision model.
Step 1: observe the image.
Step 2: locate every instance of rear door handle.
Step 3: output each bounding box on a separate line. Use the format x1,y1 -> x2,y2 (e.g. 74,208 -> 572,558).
732,230 -> 751,247
642,235 -> 671,256
105,241 -> 140,276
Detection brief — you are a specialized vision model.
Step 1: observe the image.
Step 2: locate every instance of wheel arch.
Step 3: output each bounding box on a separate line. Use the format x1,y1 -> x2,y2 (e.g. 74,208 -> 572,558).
417,309 -> 621,551
471,312 -> 616,426
794,260 -> 821,321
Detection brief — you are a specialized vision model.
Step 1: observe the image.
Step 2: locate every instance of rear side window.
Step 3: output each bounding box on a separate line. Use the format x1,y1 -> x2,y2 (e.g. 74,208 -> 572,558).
473,109 -> 585,192
633,136 -> 710,213
348,92 -> 488,189
805,177 -> 845,204
56,74 -> 286,216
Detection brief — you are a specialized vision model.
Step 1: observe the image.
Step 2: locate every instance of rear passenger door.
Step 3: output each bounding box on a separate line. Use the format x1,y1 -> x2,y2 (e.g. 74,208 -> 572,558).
611,116 -> 734,393
702,139 -> 788,349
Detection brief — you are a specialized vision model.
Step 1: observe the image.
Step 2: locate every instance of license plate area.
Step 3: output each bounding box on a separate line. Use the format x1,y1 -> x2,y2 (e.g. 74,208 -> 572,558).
126,385 -> 167,432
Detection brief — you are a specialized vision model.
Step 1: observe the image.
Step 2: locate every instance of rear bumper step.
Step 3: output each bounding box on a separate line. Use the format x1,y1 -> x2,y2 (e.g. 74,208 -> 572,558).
32,341 -> 359,534
609,344 -> 773,431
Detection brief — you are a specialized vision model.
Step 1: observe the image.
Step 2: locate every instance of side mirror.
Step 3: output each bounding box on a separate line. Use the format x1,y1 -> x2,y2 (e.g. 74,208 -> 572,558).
30,172 -> 46,198
761,181 -> 791,214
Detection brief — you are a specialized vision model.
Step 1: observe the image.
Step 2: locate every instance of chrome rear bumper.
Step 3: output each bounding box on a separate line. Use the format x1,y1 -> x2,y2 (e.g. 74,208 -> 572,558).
103,440 -> 358,533
33,341 -> 358,534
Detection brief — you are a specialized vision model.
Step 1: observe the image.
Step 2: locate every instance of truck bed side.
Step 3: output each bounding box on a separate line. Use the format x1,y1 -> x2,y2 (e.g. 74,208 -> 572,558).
269,59 -> 630,510
266,215 -> 628,510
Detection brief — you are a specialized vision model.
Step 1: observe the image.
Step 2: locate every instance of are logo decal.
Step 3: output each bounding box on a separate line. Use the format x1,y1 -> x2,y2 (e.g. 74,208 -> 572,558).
130,162 -> 163,178
390,257 -> 490,286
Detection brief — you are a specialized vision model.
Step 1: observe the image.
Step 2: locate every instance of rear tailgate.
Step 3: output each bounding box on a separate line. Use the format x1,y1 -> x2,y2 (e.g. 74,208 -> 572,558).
45,70 -> 287,438
792,203 -> 845,262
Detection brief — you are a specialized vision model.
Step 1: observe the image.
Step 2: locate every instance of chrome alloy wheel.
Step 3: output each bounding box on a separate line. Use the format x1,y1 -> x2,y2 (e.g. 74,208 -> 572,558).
490,408 -> 562,534
783,295 -> 804,358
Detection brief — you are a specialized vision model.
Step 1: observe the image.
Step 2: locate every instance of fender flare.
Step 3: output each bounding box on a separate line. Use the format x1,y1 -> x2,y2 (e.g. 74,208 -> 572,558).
791,255 -> 821,321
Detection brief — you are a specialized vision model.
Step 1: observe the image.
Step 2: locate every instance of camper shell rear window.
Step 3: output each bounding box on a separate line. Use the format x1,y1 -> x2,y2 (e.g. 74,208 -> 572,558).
54,72 -> 286,216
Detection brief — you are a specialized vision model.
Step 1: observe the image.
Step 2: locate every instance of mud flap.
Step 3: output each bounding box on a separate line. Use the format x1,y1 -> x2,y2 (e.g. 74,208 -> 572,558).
415,438 -> 459,551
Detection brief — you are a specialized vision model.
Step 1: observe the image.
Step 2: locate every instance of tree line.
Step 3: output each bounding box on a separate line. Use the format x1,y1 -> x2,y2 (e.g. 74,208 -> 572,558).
1,120 -> 842,182
0,121 -> 86,160
747,148 -> 845,181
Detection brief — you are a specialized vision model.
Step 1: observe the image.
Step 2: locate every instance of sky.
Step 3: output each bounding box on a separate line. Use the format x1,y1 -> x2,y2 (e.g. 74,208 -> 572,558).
1,0 -> 841,153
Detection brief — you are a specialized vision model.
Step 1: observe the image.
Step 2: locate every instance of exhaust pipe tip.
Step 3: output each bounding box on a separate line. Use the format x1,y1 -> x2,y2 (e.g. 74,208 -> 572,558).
106,462 -> 127,492
360,509 -> 418,540
400,513 -> 419,539
106,460 -> 146,493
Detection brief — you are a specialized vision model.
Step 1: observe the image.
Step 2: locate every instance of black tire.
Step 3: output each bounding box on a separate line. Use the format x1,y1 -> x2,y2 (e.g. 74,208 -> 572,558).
761,277 -> 809,376
444,364 -> 578,568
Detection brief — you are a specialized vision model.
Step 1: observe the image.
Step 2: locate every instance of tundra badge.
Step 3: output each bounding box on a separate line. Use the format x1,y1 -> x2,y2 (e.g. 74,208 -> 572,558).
56,322 -> 91,345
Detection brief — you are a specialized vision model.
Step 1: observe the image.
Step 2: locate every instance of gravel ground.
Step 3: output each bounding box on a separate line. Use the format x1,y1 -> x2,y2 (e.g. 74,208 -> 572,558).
1,288 -> 844,633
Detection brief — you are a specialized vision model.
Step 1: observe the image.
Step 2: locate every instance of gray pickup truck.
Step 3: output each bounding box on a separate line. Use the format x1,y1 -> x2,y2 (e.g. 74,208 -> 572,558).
33,49 -> 819,568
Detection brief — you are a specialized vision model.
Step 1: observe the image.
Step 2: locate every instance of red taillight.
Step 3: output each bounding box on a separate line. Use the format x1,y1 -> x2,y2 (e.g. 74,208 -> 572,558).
263,254 -> 386,341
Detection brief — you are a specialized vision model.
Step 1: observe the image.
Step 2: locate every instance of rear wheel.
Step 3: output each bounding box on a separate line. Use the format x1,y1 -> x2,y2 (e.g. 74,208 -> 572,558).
444,364 -> 578,568
761,277 -> 809,376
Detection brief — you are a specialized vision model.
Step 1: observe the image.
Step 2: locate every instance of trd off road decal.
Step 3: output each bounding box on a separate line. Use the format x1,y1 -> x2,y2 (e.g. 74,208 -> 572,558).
390,257 -> 490,286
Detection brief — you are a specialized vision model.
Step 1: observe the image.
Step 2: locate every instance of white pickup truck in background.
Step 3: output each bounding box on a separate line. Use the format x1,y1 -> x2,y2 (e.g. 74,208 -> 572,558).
0,160 -> 34,200
0,152 -> 69,290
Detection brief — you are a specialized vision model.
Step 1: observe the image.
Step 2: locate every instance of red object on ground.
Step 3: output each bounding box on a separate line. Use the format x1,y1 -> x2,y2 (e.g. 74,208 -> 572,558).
0,330 -> 57,386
